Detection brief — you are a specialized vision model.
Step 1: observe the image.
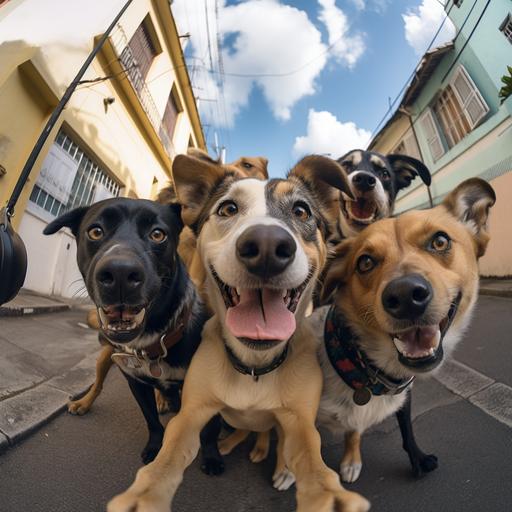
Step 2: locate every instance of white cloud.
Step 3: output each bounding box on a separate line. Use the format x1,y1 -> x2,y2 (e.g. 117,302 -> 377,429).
318,0 -> 365,69
402,0 -> 455,55
349,0 -> 366,11
172,0 -> 364,127
293,109 -> 371,159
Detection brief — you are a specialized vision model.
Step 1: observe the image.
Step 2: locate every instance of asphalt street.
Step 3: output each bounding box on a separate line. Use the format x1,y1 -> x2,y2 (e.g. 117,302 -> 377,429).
1,295 -> 511,512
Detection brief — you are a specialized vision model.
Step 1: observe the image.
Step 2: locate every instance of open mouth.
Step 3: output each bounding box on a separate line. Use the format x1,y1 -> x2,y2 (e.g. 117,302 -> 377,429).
97,305 -> 146,343
210,266 -> 309,349
390,292 -> 462,372
342,196 -> 378,225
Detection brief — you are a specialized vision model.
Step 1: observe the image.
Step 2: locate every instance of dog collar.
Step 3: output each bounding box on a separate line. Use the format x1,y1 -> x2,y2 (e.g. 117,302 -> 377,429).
224,342 -> 289,382
324,305 -> 414,406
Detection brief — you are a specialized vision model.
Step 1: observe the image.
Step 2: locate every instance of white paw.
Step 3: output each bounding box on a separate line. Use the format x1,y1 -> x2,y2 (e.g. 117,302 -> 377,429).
340,462 -> 362,483
272,467 -> 296,491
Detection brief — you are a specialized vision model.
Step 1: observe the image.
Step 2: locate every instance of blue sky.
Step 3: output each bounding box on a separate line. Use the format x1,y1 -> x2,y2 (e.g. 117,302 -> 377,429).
172,0 -> 455,177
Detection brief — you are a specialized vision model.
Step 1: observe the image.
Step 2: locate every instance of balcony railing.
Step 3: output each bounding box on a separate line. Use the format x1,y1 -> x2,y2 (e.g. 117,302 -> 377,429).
110,24 -> 175,159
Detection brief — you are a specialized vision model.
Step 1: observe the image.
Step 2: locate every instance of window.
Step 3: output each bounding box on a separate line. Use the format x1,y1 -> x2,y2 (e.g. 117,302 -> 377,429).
419,65 -> 489,161
29,130 -> 120,218
454,0 -> 463,6
500,14 -> 512,44
393,130 -> 421,160
162,87 -> 182,141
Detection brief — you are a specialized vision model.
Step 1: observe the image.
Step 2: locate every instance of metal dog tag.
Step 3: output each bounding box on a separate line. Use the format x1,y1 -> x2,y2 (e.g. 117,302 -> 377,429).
353,387 -> 372,406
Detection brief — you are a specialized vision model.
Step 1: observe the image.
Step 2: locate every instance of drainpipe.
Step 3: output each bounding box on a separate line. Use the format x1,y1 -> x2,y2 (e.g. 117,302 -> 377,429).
399,106 -> 434,208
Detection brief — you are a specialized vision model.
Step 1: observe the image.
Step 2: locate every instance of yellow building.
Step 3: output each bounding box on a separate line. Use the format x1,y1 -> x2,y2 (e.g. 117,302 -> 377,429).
0,0 -> 205,296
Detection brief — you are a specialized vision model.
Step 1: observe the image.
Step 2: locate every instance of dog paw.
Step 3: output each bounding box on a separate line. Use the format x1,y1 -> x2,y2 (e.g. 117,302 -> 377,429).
155,394 -> 170,415
108,487 -> 167,512
141,443 -> 162,465
272,467 -> 296,491
201,456 -> 225,476
249,444 -> 268,463
412,454 -> 438,477
67,399 -> 91,416
340,462 -> 362,483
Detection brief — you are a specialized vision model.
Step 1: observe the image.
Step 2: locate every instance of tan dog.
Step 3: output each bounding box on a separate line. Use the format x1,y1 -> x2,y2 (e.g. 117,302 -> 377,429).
107,154 -> 369,512
68,150 -> 268,417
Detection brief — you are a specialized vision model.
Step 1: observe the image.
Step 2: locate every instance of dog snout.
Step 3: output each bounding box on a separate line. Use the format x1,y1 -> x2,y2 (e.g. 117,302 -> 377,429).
381,273 -> 433,320
95,255 -> 145,301
236,225 -> 297,279
352,172 -> 376,192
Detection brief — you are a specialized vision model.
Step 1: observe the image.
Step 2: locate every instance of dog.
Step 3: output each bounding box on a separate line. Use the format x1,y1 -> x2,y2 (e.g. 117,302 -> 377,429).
308,177 -> 495,484
43,198 -> 225,474
335,150 -> 431,239
107,154 -> 370,512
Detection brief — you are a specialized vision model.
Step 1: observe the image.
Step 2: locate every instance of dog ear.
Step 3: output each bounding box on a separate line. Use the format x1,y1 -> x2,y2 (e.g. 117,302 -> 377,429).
387,154 -> 432,190
320,240 -> 352,303
442,178 -> 496,258
157,183 -> 177,205
288,155 -> 354,225
172,153 -> 229,227
43,206 -> 89,237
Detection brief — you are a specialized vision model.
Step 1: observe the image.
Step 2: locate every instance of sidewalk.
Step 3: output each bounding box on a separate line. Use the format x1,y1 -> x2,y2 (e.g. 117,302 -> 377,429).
0,292 -> 100,452
479,277 -> 512,298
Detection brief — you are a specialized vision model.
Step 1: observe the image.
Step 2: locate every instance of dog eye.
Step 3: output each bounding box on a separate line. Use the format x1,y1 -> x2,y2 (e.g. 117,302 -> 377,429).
217,200 -> 238,217
87,226 -> 104,241
292,202 -> 311,221
381,170 -> 390,179
356,255 -> 376,274
430,232 -> 451,252
150,229 -> 167,243
242,162 -> 253,169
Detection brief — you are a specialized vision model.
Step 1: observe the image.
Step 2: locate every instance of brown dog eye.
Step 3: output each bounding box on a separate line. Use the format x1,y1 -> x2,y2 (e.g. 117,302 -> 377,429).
356,255 -> 376,274
150,229 -> 167,243
217,200 -> 238,217
242,162 -> 253,169
430,232 -> 451,252
87,226 -> 104,241
292,202 -> 311,221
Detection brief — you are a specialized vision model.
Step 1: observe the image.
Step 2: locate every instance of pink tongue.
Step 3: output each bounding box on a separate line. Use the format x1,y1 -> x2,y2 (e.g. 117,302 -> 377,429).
351,198 -> 374,219
225,289 -> 296,341
398,325 -> 439,357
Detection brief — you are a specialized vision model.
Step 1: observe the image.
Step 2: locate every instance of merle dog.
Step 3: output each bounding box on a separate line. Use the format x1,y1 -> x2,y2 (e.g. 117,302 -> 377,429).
44,198 -> 224,473
336,149 -> 432,238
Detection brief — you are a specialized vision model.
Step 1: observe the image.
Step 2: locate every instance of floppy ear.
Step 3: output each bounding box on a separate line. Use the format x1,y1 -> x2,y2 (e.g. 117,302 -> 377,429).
442,178 -> 496,258
171,153 -> 230,228
43,206 -> 89,238
288,155 -> 354,225
387,154 -> 432,190
186,147 -> 221,165
320,240 -> 352,304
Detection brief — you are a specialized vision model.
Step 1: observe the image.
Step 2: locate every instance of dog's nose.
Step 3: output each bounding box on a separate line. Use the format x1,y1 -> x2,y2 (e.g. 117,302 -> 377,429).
236,225 -> 296,278
352,172 -> 377,192
95,256 -> 145,300
382,274 -> 433,319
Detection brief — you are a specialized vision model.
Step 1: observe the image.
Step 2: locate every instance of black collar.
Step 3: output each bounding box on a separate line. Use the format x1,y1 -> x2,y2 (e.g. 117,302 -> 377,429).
224,342 -> 289,382
324,305 -> 414,405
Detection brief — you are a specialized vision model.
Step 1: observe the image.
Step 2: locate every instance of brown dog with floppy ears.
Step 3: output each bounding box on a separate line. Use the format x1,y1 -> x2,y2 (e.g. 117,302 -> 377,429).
107,154 -> 370,512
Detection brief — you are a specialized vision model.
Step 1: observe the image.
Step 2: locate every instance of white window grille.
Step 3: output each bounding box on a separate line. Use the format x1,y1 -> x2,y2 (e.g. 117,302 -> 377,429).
500,14 -> 512,44
29,130 -> 121,218
418,109 -> 445,162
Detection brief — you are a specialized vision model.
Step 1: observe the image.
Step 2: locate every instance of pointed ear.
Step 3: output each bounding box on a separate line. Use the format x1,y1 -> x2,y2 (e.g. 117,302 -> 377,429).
43,206 -> 89,238
157,183 -> 177,205
320,240 -> 352,304
387,154 -> 432,190
442,178 -> 496,257
288,155 -> 354,225
171,153 -> 231,227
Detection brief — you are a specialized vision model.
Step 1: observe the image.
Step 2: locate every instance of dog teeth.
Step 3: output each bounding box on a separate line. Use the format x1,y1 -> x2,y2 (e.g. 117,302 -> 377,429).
133,308 -> 146,326
98,308 -> 109,328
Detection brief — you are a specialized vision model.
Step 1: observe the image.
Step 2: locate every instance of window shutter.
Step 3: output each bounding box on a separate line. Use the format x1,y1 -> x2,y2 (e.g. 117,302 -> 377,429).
402,130 -> 421,160
450,65 -> 489,128
418,109 -> 445,162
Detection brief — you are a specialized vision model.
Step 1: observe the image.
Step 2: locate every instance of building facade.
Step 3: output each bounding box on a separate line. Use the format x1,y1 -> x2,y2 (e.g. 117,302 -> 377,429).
369,0 -> 512,276
0,0 -> 205,296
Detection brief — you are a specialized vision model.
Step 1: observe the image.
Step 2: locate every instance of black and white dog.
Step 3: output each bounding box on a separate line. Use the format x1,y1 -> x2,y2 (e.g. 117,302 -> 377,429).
336,149 -> 432,238
44,198 -> 224,473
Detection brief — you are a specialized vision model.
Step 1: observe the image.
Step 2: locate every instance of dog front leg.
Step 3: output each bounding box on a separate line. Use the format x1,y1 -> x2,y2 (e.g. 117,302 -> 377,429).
396,390 -> 438,477
107,404 -> 220,512
125,375 -> 165,464
200,414 -> 225,475
276,410 -> 370,512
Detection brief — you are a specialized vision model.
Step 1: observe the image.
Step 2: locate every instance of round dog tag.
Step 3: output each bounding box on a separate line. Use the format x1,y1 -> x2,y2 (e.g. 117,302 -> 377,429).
353,387 -> 371,406
149,360 -> 162,378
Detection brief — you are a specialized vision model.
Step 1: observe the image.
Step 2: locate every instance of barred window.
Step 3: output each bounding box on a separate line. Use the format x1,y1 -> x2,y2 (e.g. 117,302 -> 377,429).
500,14 -> 512,44
162,86 -> 182,141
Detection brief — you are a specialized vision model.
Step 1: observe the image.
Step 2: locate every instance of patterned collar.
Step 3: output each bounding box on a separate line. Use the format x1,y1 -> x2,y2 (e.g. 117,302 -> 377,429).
324,305 -> 414,406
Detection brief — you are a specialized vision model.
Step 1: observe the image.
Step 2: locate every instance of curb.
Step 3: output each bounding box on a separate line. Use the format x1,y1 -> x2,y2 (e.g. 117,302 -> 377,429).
0,351 -> 99,453
0,303 -> 70,317
479,288 -> 512,299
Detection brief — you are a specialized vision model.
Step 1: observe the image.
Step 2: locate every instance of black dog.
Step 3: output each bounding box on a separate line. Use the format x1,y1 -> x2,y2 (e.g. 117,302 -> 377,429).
336,149 -> 431,238
44,198 -> 224,473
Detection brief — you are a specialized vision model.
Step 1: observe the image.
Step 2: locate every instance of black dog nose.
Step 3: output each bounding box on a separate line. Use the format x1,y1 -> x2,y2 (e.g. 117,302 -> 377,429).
352,172 -> 377,192
382,274 -> 433,319
95,256 -> 145,299
236,225 -> 296,278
